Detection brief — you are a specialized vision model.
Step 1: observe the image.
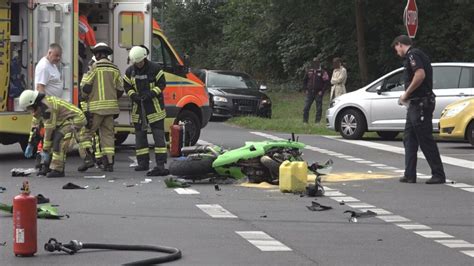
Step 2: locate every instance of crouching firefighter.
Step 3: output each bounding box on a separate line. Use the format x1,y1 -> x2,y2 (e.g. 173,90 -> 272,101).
19,90 -> 87,177
78,43 -> 124,172
124,46 -> 169,176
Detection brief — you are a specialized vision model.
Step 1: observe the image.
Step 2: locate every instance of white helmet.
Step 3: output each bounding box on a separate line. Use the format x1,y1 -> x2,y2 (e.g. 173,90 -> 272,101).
129,46 -> 148,64
19,90 -> 40,110
92,42 -> 113,55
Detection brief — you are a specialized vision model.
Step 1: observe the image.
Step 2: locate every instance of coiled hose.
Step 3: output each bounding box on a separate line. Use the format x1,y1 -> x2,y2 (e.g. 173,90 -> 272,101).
44,238 -> 182,265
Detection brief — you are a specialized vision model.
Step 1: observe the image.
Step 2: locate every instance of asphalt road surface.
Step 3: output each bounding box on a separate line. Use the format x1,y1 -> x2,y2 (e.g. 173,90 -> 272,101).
1,122 -> 473,266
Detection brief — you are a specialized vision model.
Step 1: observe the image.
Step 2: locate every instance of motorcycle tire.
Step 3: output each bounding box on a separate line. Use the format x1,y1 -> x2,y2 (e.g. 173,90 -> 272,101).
169,155 -> 215,177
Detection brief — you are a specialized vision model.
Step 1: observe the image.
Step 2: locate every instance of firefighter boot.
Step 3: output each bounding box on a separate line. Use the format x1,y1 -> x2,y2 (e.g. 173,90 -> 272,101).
78,151 -> 95,172
147,164 -> 170,176
37,164 -> 51,176
134,155 -> 149,171
47,170 -> 65,178
103,156 -> 114,172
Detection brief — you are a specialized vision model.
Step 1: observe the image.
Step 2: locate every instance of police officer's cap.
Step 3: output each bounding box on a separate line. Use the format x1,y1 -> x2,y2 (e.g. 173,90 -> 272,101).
392,35 -> 412,47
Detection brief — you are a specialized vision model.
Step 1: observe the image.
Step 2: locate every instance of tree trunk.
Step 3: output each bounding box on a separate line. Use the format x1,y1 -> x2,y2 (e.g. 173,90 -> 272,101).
355,0 -> 368,85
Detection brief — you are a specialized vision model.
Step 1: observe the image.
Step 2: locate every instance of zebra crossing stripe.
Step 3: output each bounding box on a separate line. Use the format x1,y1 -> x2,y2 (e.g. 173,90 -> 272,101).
236,231 -> 292,251
329,196 -> 360,203
359,208 -> 392,215
395,223 -> 431,230
460,250 -> 474,257
196,204 -> 237,218
377,215 -> 411,223
435,240 -> 474,248
413,231 -> 454,239
174,188 -> 200,195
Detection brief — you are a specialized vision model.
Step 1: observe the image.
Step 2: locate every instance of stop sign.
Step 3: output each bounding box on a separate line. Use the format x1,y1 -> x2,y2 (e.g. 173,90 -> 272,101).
404,0 -> 418,38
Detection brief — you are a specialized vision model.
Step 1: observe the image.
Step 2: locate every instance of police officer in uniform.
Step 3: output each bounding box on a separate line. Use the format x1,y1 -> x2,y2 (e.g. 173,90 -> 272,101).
124,46 -> 169,176
392,35 -> 446,184
78,43 -> 124,172
19,90 -> 87,177
302,57 -> 329,123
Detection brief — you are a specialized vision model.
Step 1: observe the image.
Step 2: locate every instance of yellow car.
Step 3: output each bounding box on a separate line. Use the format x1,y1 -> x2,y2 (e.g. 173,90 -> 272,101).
439,97 -> 474,146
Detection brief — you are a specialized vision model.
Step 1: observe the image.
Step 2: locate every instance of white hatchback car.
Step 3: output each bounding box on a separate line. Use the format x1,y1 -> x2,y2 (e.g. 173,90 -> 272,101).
326,63 -> 474,139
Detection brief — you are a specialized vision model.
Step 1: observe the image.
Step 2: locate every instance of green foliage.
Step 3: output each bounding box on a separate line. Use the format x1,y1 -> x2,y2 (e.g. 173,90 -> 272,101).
160,0 -> 474,90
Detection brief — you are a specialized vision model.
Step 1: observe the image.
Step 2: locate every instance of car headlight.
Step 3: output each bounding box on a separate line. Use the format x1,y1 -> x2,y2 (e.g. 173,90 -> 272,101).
442,101 -> 469,118
261,99 -> 271,105
213,96 -> 228,103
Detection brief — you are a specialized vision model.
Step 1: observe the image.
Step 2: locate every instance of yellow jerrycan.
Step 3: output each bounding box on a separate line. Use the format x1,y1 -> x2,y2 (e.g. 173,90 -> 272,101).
279,161 -> 308,193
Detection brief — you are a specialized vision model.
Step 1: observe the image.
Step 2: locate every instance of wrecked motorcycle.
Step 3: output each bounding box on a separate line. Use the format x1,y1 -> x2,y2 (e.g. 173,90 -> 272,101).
169,136 -> 332,185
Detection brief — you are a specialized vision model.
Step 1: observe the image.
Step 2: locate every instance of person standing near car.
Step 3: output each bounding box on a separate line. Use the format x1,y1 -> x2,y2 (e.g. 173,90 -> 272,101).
302,57 -> 329,124
124,45 -> 169,176
392,35 -> 446,184
330,57 -> 347,101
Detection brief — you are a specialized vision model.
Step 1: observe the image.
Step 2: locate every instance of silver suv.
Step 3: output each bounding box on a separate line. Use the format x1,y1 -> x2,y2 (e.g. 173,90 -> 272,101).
326,63 -> 474,139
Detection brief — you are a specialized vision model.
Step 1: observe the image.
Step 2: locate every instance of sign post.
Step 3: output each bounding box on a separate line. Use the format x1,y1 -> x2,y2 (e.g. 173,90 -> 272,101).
404,0 -> 418,38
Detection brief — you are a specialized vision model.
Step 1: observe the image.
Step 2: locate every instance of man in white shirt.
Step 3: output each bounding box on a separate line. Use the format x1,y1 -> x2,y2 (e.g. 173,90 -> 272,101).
35,43 -> 64,98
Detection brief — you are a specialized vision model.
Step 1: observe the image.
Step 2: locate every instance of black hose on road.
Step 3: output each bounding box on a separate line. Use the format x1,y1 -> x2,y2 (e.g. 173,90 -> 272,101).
44,238 -> 182,265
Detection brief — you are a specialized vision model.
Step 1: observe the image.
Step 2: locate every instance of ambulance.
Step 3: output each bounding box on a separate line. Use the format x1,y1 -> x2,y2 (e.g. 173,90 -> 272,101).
0,0 -> 211,151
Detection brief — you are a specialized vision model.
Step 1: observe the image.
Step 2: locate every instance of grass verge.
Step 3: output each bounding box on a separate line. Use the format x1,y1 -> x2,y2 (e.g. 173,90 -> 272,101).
227,91 -> 338,135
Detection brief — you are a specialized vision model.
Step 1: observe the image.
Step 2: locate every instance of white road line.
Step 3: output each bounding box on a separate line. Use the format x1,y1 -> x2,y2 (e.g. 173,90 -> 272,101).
460,250 -> 474,257
377,215 -> 411,223
324,191 -> 346,197
324,136 -> 474,170
174,188 -> 200,195
196,204 -> 237,218
236,231 -> 292,251
370,163 -> 387,167
357,160 -> 375,164
346,202 -> 376,208
249,132 -> 284,141
413,231 -> 454,239
446,183 -> 473,188
378,166 -> 399,170
359,208 -> 393,215
347,158 -> 364,161
393,169 -> 405,173
435,240 -> 474,248
461,187 -> 474,192
395,223 -> 432,230
329,196 -> 360,203
323,186 -> 336,191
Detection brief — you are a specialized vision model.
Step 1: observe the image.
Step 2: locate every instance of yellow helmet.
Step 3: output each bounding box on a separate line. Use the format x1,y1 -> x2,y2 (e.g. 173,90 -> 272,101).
19,90 -> 39,110
129,46 -> 148,64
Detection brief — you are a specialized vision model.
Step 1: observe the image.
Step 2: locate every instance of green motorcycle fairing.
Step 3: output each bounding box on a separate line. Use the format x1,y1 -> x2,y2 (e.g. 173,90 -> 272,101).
212,140 -> 305,179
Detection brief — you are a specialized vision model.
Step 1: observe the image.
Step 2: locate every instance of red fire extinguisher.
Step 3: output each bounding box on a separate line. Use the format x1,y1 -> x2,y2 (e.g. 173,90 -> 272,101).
13,181 -> 37,257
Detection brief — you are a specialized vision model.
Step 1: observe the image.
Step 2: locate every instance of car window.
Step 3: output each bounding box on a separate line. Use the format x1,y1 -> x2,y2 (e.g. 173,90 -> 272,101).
459,67 -> 474,88
366,81 -> 383,92
433,66 -> 461,89
382,71 -> 405,92
207,72 -> 258,89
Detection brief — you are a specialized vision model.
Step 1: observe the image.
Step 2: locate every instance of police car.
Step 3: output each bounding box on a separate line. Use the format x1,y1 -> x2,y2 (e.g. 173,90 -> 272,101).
326,63 -> 474,139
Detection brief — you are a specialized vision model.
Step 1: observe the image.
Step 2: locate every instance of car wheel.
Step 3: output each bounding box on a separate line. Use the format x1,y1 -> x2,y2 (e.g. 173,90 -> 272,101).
115,133 -> 129,145
467,121 -> 474,147
338,109 -> 366,139
376,131 -> 399,140
176,110 -> 201,145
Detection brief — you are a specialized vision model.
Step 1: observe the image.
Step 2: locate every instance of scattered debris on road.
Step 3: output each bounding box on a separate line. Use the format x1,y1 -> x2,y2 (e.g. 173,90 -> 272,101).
84,175 -> 106,179
36,194 -> 50,204
164,178 -> 190,188
0,186 -> 6,193
11,168 -> 36,177
344,210 -> 377,223
306,201 -> 332,211
214,184 -> 221,191
0,242 -> 6,246
140,178 -> 153,184
62,183 -> 86,190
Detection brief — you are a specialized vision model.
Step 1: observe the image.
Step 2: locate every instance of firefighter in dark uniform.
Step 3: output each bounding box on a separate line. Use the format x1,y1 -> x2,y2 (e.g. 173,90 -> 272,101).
392,35 -> 446,184
124,46 -> 169,176
302,57 -> 329,124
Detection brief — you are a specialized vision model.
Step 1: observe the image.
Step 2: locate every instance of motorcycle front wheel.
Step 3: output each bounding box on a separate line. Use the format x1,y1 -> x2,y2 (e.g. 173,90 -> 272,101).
169,155 -> 215,178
